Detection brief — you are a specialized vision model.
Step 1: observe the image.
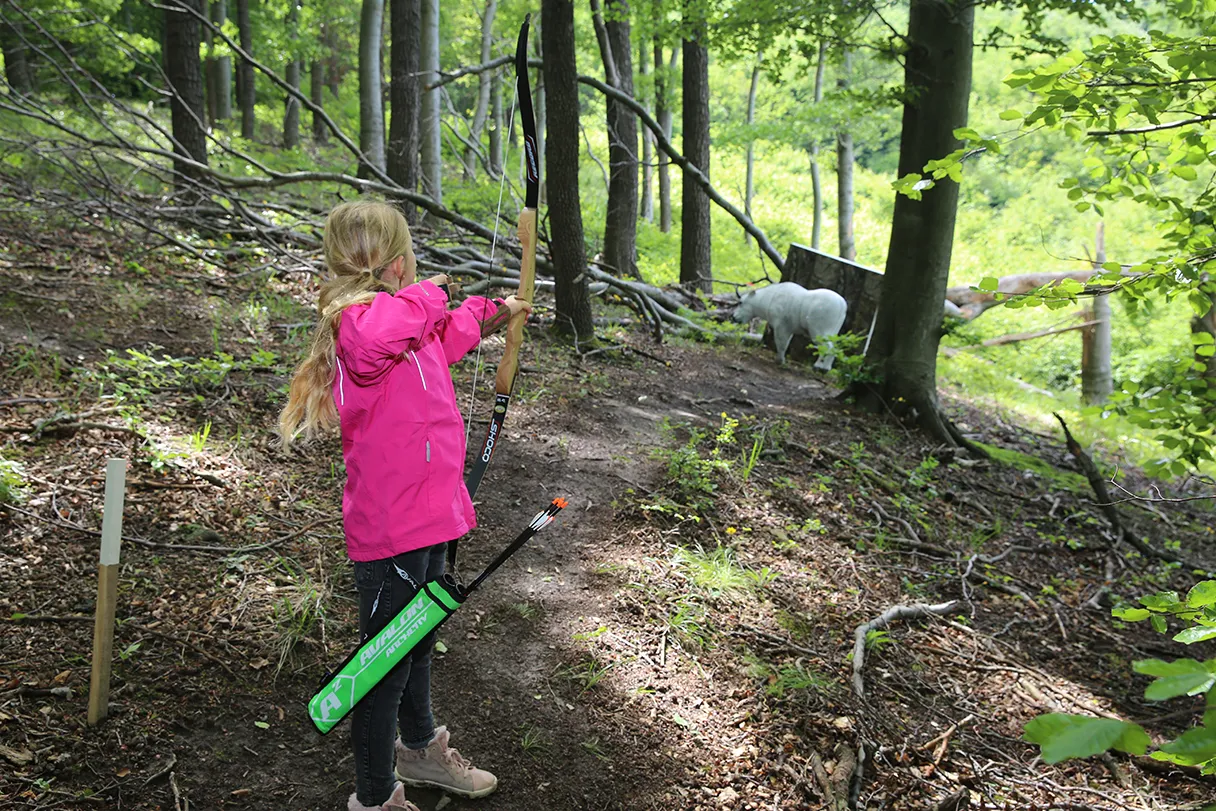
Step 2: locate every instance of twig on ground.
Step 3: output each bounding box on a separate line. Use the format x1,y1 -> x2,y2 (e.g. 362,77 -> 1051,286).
852,601 -> 960,699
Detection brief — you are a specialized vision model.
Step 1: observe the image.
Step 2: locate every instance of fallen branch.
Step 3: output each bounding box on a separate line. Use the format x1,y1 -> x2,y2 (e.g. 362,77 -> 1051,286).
941,319 -> 1099,356
852,601 -> 959,699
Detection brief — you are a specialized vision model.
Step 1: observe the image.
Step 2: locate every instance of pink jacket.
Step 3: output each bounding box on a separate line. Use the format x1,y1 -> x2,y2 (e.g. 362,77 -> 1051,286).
333,280 -> 500,562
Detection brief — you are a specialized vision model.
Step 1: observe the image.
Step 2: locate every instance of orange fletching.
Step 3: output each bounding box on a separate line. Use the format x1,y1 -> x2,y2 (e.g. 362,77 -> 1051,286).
553,498 -> 568,509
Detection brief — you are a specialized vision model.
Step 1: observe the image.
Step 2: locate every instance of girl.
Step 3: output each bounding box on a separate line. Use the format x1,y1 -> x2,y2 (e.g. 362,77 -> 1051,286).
280,200 -> 530,811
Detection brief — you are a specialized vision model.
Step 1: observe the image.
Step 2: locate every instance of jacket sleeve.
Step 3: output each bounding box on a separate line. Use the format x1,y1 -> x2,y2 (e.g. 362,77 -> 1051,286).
436,296 -> 508,366
337,281 -> 449,382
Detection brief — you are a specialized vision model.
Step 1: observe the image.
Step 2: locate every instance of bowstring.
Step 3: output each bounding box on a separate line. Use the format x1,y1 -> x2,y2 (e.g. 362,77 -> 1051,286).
465,75 -> 520,449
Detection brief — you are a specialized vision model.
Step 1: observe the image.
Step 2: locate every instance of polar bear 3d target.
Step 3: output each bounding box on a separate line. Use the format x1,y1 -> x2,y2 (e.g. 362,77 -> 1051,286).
733,283 -> 848,370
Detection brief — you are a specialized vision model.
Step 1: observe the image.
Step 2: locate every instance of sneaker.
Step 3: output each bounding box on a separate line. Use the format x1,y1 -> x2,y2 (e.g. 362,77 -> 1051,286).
395,726 -> 498,798
347,781 -> 419,811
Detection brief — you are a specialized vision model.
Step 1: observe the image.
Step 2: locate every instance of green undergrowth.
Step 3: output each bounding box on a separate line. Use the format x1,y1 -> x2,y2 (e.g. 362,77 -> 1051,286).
973,441 -> 1090,494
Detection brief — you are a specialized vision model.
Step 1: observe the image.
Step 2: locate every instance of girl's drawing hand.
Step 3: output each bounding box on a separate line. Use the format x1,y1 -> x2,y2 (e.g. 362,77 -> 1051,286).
504,296 -> 532,317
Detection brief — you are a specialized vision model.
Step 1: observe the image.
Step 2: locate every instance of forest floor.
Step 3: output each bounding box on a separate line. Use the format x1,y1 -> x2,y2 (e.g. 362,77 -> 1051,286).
1,226 -> 1214,811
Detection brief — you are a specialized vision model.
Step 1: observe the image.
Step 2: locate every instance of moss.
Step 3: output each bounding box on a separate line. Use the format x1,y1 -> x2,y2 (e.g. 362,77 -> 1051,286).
974,441 -> 1090,494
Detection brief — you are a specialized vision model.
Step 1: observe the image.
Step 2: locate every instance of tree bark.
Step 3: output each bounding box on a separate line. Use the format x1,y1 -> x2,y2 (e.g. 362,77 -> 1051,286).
489,69 -> 504,176
236,0 -> 255,139
808,40 -> 826,250
310,59 -> 328,143
836,49 -> 855,261
1081,222 -> 1112,404
1191,276 -> 1216,382
164,0 -> 210,194
639,35 -> 653,223
420,0 -> 442,206
542,0 -> 595,340
654,39 -> 675,233
744,51 -> 761,244
210,0 -> 232,121
464,0 -> 498,179
282,1 -> 301,149
358,0 -> 387,176
388,0 -> 421,221
599,0 -> 639,279
680,18 -> 711,294
847,0 -> 975,446
1,18 -> 34,96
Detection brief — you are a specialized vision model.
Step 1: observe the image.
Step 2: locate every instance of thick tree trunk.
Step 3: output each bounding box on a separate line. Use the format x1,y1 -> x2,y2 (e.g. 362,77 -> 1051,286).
541,0 -> 594,340
654,40 -> 675,233
310,60 -> 327,143
163,0 -> 210,193
601,0 -> 639,279
680,23 -> 711,294
489,69 -> 504,176
419,0 -> 442,206
1,19 -> 34,96
210,0 -> 232,121
744,52 -> 762,244
848,0 -> 975,446
388,0 -> 421,221
639,35 -> 653,224
236,0 -> 255,139
282,2 -> 301,149
464,0 -> 497,179
808,41 -> 826,250
836,49 -> 855,261
358,0 -> 387,176
1081,223 -> 1112,404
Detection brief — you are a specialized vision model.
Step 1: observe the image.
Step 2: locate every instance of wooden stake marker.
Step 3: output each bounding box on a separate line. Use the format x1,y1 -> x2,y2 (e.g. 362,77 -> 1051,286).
88,458 -> 126,727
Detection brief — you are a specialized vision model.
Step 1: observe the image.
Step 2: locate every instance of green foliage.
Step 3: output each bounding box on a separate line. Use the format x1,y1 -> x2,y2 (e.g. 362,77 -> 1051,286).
0,455 -> 27,505
1024,580 -> 1216,773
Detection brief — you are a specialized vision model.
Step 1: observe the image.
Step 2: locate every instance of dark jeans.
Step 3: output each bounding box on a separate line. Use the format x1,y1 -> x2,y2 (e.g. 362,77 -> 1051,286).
352,542 -> 446,806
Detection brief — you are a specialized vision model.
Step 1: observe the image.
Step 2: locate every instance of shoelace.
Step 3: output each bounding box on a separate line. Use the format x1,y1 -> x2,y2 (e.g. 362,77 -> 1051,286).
440,745 -> 473,774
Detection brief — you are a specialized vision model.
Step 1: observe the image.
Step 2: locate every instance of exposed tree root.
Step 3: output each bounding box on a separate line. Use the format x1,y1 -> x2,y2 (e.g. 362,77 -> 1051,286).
851,600 -> 960,699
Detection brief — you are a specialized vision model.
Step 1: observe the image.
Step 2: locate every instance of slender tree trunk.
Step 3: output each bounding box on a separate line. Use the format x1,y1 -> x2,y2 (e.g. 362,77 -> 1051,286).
542,0 -> 594,340
237,0 -> 255,139
212,0 -> 232,120
388,0 -> 421,220
325,24 -> 341,98
464,0 -> 497,179
848,0 -> 975,446
204,7 -> 216,126
808,40 -> 826,250
358,0 -> 386,176
654,40 -> 675,233
836,50 -> 855,261
310,59 -> 328,143
1081,222 -> 1113,404
1,19 -> 34,95
639,35 -> 653,223
1193,277 -> 1216,382
489,69 -> 504,176
681,19 -> 712,293
283,1 -> 301,149
420,0 -> 442,206
163,0 -> 210,194
598,0 -> 639,278
744,51 -> 762,244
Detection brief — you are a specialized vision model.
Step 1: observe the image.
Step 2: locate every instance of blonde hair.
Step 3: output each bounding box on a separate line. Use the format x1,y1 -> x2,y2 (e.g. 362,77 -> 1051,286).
279,201 -> 413,444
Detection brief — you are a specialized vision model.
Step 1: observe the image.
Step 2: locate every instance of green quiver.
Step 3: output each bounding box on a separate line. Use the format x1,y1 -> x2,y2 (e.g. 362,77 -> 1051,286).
309,577 -> 464,734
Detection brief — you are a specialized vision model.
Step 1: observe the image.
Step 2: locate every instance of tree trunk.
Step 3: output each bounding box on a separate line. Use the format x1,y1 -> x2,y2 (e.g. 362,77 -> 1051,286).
744,51 -> 762,244
541,0 -> 594,340
310,60 -> 328,143
1,18 -> 34,96
600,0 -> 639,279
680,21 -> 711,294
236,0 -> 255,139
489,69 -> 504,176
1193,277 -> 1216,382
654,39 -> 675,233
808,40 -> 826,250
211,0 -> 232,120
639,35 -> 653,224
163,0 -> 210,194
325,23 -> 341,98
283,1 -> 301,149
1081,222 -> 1113,404
388,0 -> 421,220
420,0 -> 442,206
847,0 -> 975,446
464,0 -> 497,179
836,49 -> 855,261
358,0 -> 386,176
